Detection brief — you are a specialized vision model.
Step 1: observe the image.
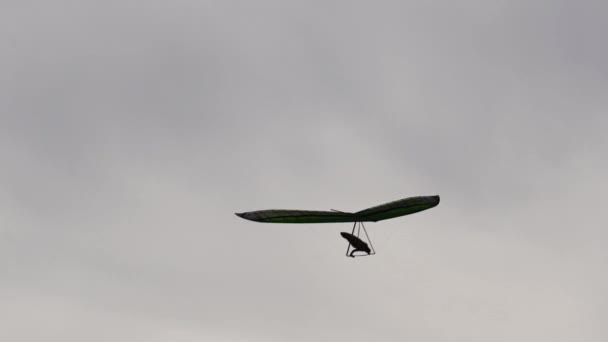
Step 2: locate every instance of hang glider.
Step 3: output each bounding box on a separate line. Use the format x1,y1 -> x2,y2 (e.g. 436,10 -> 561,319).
235,195 -> 439,223
236,195 -> 439,257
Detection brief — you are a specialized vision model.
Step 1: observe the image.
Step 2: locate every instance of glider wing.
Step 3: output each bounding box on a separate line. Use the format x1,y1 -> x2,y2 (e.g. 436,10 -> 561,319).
235,210 -> 355,223
235,195 -> 440,224
355,195 -> 440,222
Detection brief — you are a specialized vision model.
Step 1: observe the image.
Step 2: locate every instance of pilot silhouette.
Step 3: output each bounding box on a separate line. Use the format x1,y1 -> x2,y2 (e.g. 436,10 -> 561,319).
340,232 -> 371,257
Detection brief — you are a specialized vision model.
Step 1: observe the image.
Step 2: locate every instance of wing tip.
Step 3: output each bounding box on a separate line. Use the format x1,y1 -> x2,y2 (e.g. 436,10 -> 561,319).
235,212 -> 261,222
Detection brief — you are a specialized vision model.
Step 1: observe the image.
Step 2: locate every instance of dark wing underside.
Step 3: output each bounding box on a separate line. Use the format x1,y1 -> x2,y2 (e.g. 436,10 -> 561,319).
235,195 -> 440,224
235,210 -> 356,223
354,195 -> 440,222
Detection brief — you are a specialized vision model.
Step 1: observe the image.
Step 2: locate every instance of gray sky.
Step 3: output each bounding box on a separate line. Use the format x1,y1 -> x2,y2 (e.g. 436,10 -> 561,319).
1,1 -> 607,341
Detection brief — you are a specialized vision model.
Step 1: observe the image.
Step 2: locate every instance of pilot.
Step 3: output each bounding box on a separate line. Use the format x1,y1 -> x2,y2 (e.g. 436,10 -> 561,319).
340,232 -> 372,257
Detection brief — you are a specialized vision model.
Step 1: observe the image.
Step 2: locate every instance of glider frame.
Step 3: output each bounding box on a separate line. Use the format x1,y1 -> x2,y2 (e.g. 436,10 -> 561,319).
345,221 -> 376,257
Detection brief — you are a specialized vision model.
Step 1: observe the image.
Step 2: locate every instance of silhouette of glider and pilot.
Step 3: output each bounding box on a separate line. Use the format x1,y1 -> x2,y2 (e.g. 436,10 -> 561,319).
236,195 -> 439,258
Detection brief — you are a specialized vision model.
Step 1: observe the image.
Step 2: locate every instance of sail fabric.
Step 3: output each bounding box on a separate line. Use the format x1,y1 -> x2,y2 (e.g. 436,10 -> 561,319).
235,195 -> 439,223
235,210 -> 355,223
354,195 -> 439,222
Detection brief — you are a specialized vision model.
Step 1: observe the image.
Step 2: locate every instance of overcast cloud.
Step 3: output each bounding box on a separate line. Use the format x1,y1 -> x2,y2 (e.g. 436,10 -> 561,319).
1,1 -> 607,341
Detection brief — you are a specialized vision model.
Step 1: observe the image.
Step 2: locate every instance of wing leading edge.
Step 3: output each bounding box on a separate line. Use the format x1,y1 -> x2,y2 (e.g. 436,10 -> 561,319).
235,195 -> 439,223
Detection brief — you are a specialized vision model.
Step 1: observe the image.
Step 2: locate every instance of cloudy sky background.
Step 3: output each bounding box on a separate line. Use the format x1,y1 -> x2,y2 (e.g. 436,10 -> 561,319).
2,1 -> 607,341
